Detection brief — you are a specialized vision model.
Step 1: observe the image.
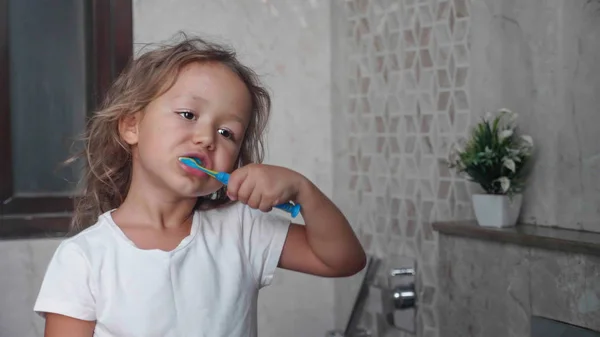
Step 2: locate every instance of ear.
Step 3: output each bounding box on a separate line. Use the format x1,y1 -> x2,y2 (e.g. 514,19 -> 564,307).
119,112 -> 141,145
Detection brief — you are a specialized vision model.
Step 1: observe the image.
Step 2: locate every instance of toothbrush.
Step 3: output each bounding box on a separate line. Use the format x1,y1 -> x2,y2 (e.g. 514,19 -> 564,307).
178,156 -> 301,218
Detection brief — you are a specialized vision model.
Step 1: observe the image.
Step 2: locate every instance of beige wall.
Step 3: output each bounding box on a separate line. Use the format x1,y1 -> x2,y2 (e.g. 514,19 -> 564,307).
0,1 -> 336,337
469,0 -> 600,232
0,239 -> 61,336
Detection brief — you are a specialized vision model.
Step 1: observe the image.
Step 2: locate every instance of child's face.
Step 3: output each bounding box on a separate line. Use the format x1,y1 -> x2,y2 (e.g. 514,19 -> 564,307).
121,61 -> 252,198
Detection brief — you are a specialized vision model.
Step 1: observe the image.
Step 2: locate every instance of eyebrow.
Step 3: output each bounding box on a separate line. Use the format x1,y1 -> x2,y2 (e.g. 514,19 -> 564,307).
188,94 -> 208,103
171,93 -> 208,102
223,113 -> 247,125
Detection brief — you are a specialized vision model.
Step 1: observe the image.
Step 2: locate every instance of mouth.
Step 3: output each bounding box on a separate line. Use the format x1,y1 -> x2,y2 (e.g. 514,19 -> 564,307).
182,152 -> 211,168
179,152 -> 212,178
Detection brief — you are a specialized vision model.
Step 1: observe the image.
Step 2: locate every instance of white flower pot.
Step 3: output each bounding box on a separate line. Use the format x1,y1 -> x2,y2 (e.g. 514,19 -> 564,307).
472,194 -> 523,228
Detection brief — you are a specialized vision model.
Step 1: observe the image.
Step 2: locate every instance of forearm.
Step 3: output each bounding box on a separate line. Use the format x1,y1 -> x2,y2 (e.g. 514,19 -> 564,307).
295,178 -> 366,273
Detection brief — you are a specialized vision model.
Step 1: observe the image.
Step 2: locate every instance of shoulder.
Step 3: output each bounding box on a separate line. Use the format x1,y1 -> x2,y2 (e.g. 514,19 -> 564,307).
54,211 -> 116,261
34,216 -> 109,321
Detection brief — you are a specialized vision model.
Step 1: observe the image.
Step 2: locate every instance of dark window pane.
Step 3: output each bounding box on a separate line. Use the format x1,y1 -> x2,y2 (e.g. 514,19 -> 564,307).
9,0 -> 87,194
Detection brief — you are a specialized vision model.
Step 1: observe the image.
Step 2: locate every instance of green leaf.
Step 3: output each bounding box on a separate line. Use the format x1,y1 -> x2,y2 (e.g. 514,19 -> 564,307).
447,109 -> 534,194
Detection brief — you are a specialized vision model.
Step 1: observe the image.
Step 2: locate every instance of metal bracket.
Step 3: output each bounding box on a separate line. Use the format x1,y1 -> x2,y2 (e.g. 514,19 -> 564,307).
386,257 -> 417,333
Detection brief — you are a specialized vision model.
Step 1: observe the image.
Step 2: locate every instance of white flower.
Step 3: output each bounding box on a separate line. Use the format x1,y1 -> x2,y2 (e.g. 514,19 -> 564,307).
503,158 -> 516,172
520,135 -> 534,148
498,108 -> 518,128
499,129 -> 513,141
484,111 -> 493,123
447,142 -> 464,164
507,148 -> 522,162
497,177 -> 511,193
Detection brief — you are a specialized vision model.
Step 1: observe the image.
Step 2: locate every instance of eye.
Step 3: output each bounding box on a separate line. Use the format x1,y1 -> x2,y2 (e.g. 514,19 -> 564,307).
178,111 -> 196,120
218,128 -> 234,140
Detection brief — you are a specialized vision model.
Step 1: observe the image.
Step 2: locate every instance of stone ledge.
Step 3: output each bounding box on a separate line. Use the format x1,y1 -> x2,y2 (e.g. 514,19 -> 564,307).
432,220 -> 600,257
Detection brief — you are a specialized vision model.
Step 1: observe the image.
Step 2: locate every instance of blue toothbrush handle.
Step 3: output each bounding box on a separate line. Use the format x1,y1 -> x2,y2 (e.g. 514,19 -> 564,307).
215,172 -> 301,218
215,172 -> 230,185
274,202 -> 301,218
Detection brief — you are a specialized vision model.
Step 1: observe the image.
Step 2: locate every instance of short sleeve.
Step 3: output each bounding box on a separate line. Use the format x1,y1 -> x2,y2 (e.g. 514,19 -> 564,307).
33,241 -> 96,321
239,204 -> 291,288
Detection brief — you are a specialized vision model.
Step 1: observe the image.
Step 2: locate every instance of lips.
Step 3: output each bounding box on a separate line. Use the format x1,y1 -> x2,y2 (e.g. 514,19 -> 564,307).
181,152 -> 212,170
178,152 -> 215,179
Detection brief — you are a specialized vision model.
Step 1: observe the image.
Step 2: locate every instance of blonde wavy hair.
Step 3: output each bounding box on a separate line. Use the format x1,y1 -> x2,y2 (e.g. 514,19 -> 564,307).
69,35 -> 271,231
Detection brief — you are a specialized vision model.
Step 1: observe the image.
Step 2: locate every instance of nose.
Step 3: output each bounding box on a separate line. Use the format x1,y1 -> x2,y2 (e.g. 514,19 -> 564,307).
192,122 -> 215,150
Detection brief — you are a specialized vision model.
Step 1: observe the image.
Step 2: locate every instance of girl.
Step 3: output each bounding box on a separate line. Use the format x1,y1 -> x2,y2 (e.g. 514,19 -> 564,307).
34,36 -> 366,337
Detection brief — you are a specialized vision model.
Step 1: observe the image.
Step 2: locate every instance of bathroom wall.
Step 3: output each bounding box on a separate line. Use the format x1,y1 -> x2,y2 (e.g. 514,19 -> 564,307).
133,1 -> 335,335
331,0 -> 473,336
438,234 -> 600,337
469,0 -> 600,232
436,0 -> 600,335
333,0 -> 600,332
0,1 -> 335,337
0,239 -> 61,337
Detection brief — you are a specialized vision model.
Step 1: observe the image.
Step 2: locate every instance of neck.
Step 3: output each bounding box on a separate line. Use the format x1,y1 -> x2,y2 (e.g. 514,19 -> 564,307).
114,166 -> 197,230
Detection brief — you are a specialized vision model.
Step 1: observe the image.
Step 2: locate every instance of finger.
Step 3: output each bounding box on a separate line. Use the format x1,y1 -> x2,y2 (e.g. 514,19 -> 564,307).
247,188 -> 263,210
227,167 -> 249,200
258,195 -> 274,212
272,190 -> 291,206
235,175 -> 256,204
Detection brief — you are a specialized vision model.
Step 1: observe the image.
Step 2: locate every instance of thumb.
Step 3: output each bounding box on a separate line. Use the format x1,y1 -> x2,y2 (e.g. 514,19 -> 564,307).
226,166 -> 249,200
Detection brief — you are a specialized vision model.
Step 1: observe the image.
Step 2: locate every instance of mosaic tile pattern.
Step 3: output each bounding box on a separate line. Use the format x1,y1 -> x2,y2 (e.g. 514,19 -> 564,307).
335,0 -> 472,336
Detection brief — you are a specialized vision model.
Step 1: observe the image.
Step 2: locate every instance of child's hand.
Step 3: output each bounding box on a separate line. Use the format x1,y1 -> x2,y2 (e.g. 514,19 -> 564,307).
226,164 -> 306,212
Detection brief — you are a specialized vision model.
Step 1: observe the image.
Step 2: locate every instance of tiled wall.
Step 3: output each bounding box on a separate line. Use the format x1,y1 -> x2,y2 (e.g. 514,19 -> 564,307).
332,0 -> 473,336
334,0 -> 600,333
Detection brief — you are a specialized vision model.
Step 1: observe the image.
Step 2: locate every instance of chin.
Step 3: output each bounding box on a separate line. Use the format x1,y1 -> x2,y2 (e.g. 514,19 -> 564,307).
172,174 -> 219,194
178,184 -> 222,199
191,190 -> 216,198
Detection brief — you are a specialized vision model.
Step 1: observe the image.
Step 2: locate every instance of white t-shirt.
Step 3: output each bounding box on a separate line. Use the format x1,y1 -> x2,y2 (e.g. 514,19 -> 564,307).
34,202 -> 291,337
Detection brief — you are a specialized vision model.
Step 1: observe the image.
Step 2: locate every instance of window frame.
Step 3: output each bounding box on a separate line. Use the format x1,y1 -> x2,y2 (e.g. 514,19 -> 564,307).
0,0 -> 133,238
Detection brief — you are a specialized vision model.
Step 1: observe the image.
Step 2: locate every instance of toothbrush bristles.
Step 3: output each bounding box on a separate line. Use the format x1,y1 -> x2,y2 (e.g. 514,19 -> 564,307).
184,157 -> 218,175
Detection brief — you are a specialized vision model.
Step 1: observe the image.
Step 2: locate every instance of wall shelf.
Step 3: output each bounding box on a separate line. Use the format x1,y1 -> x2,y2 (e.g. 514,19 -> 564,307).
433,220 -> 600,257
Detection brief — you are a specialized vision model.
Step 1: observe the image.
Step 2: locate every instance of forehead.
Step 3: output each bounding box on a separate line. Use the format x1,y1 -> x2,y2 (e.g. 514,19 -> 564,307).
166,61 -> 253,116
